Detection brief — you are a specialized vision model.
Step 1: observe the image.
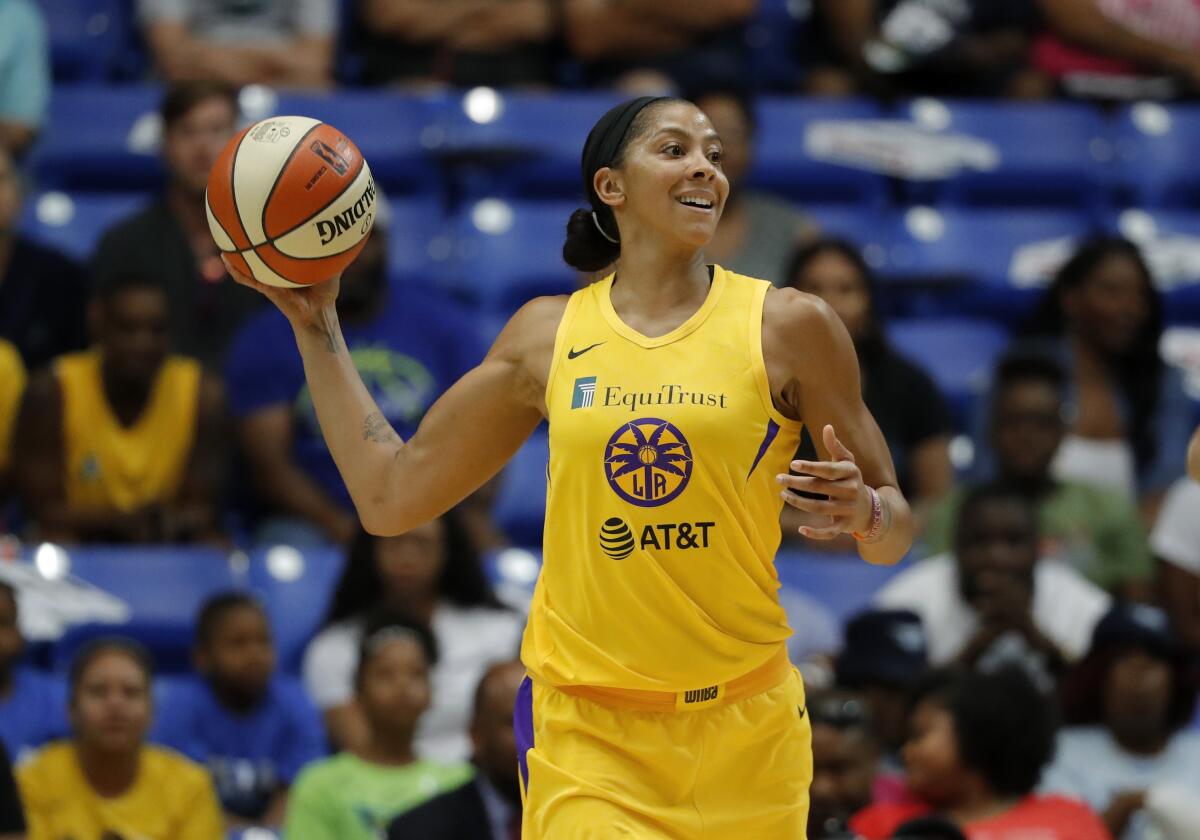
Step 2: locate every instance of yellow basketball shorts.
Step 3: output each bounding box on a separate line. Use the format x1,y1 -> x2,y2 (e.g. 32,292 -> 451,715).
514,668 -> 812,839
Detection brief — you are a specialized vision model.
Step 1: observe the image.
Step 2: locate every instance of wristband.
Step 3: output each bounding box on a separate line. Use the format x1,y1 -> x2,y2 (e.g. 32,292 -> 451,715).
852,486 -> 883,543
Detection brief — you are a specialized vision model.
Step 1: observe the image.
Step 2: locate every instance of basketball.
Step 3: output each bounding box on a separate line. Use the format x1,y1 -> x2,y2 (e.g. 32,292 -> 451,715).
205,116 -> 377,288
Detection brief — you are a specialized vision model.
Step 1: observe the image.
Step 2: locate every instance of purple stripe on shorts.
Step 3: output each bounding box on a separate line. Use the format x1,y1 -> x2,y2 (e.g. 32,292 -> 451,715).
514,675 -> 535,792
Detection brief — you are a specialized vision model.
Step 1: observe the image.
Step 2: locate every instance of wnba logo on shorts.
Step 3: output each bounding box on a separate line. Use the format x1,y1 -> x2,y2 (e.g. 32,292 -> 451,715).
603,418 -> 693,507
684,685 -> 719,704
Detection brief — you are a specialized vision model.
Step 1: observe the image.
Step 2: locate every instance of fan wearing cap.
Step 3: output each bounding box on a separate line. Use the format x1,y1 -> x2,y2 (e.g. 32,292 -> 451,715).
1043,603 -> 1200,840
223,95 -> 913,837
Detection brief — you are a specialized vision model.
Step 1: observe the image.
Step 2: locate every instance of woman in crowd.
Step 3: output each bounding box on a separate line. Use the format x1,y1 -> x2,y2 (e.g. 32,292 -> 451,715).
850,665 -> 1110,840
786,237 -> 955,532
302,509 -> 523,761
1044,603 -> 1200,840
17,639 -> 223,839
1014,236 -> 1190,516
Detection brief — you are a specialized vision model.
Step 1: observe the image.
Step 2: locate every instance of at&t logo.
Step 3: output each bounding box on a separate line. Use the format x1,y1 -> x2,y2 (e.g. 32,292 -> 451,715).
597,517 -> 716,558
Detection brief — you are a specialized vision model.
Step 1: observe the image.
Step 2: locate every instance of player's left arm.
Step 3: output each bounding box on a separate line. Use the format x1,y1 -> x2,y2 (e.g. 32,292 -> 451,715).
764,288 -> 913,565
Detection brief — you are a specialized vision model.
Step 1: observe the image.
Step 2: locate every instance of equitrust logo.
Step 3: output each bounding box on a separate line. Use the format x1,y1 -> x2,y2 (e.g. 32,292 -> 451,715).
571,376 -> 597,409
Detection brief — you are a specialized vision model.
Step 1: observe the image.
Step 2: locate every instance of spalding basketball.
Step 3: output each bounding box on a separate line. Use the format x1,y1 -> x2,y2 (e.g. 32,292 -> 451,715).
206,116 -> 376,288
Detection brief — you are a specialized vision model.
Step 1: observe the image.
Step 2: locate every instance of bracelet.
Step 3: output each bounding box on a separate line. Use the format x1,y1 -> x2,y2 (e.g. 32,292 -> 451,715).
852,486 -> 884,543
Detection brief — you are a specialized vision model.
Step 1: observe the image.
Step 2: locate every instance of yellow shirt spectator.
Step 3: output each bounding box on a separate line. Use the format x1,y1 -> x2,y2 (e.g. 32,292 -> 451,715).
17,741 -> 224,840
0,340 -> 25,473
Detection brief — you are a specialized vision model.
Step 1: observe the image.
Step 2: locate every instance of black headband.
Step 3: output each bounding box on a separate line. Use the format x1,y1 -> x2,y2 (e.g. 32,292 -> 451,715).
581,96 -> 669,243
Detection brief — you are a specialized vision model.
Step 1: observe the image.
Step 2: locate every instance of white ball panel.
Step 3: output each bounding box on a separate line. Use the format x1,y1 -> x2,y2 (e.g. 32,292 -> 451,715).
272,163 -> 376,259
232,116 -> 323,246
243,249 -> 306,289
205,193 -> 237,252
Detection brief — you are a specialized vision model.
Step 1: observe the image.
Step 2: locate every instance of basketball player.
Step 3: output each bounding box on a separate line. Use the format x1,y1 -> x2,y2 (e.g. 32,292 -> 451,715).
226,96 -> 913,837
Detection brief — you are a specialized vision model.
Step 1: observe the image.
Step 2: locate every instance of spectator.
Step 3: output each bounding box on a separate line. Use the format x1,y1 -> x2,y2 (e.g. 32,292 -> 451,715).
925,353 -> 1152,597
0,741 -> 23,840
303,515 -> 523,761
139,0 -> 335,89
807,690 -> 881,840
1014,237 -> 1190,514
1044,603 -> 1200,840
850,666 -> 1110,840
833,610 -> 928,801
359,0 -> 555,87
0,0 -> 48,158
17,639 -> 224,839
1031,0 -> 1200,99
151,593 -> 325,828
875,483 -> 1111,672
1151,478 -> 1200,652
563,0 -> 755,92
690,88 -> 813,286
0,146 -> 90,370
890,816 -> 969,840
286,614 -> 473,840
225,214 -> 484,546
1187,425 -> 1200,483
12,276 -> 227,544
387,660 -> 526,840
92,81 -> 262,370
0,582 -> 65,762
0,341 -> 23,508
786,238 -> 954,532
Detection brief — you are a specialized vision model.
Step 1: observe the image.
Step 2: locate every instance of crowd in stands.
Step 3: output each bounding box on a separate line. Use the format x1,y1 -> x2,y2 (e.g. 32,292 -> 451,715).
1,0 -> 1200,838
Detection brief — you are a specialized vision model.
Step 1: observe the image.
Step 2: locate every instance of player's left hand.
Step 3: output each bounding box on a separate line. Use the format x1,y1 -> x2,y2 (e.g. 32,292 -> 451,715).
777,424 -> 874,540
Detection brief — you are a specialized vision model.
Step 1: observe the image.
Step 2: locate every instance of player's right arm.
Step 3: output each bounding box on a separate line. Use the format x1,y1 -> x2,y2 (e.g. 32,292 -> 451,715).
225,260 -> 561,536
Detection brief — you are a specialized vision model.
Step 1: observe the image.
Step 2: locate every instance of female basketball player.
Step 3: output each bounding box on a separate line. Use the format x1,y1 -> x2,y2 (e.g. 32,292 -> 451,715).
226,96 -> 913,837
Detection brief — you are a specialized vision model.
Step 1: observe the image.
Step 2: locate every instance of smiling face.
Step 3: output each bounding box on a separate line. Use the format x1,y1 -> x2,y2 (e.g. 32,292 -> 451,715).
595,101 -> 730,252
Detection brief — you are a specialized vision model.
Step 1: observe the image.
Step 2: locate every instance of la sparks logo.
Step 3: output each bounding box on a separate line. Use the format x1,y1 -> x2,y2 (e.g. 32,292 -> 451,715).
603,418 -> 693,507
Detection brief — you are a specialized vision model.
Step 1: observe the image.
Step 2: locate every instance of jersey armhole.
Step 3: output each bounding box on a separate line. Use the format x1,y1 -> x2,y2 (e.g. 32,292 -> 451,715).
747,281 -> 804,434
543,290 -> 586,413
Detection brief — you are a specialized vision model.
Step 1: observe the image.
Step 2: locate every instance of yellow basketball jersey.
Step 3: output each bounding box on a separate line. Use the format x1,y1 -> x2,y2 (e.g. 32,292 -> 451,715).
0,339 -> 26,472
524,266 -> 804,692
57,350 -> 201,513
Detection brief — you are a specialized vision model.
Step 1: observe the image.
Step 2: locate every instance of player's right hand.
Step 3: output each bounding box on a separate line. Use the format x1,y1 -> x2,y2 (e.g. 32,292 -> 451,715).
222,255 -> 342,331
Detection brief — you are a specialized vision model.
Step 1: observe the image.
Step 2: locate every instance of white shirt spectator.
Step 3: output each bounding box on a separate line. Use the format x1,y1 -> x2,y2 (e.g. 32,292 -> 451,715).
1042,726 -> 1200,840
138,0 -> 335,45
303,603 -> 524,763
873,554 -> 1111,666
1150,478 -> 1200,579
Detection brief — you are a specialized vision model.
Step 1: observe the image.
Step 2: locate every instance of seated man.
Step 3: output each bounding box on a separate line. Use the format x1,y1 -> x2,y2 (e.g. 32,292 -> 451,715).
138,0 -> 335,88
0,0 -> 49,158
225,219 -> 484,545
13,276 -> 227,543
924,353 -> 1152,597
807,690 -> 881,840
152,593 -> 325,828
0,146 -> 89,372
876,483 -> 1111,674
387,660 -> 525,840
0,582 -> 66,762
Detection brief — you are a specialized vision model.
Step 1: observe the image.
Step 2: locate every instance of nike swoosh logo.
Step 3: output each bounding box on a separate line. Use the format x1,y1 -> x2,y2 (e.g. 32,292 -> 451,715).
568,342 -> 605,359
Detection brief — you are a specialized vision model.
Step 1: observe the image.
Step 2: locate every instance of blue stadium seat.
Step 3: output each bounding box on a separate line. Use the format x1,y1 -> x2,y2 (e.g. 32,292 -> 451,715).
51,620 -> 196,674
748,98 -> 889,207
744,0 -> 812,91
441,90 -> 624,201
1113,103 -> 1200,209
804,204 -> 891,261
881,206 -> 1092,322
42,0 -> 136,82
380,195 -> 453,287
494,429 -> 549,547
31,85 -> 165,191
444,198 -> 580,318
775,550 -> 909,622
17,191 -> 144,262
898,99 -> 1111,211
887,317 -> 1011,428
246,545 -> 345,673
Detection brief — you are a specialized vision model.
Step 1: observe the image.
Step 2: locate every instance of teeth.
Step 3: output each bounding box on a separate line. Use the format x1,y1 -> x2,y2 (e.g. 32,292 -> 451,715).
679,197 -> 712,208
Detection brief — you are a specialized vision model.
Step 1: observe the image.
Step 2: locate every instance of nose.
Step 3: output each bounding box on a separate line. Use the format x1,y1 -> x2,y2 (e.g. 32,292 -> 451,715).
688,150 -> 715,181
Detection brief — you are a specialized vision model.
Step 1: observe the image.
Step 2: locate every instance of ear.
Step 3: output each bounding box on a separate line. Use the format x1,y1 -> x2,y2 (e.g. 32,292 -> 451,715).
593,166 -> 625,209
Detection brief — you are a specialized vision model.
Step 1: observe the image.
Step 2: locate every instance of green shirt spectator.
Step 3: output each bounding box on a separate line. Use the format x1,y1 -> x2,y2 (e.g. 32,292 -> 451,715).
923,481 -> 1151,592
285,753 -> 472,840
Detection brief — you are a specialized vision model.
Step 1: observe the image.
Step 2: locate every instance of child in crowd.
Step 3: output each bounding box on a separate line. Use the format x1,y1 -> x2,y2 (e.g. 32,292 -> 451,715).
18,638 -> 224,839
152,592 -> 325,828
286,611 -> 473,840
0,581 -> 66,762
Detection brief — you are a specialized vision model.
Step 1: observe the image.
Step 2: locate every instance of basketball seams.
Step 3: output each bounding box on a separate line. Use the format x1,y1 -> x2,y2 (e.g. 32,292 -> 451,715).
265,152 -> 366,244
207,126 -> 253,251
205,196 -> 238,253
260,121 -> 324,242
229,128 -> 260,249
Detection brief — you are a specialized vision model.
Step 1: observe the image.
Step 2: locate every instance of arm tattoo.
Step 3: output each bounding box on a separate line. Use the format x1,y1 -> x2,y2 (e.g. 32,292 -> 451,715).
362,412 -> 398,445
308,309 -> 341,354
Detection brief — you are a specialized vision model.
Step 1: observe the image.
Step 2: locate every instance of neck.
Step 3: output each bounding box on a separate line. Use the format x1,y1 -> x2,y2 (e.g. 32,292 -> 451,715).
609,234 -> 710,326
167,182 -> 208,238
75,742 -> 140,798
1112,726 -> 1169,757
208,680 -> 263,716
389,594 -> 437,625
355,725 -> 417,766
944,780 -> 1019,824
998,472 -> 1054,498
1070,331 -> 1113,374
101,361 -> 153,421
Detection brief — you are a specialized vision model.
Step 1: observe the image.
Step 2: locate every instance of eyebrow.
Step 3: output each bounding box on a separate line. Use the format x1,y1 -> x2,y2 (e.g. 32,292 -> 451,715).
650,125 -> 723,144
